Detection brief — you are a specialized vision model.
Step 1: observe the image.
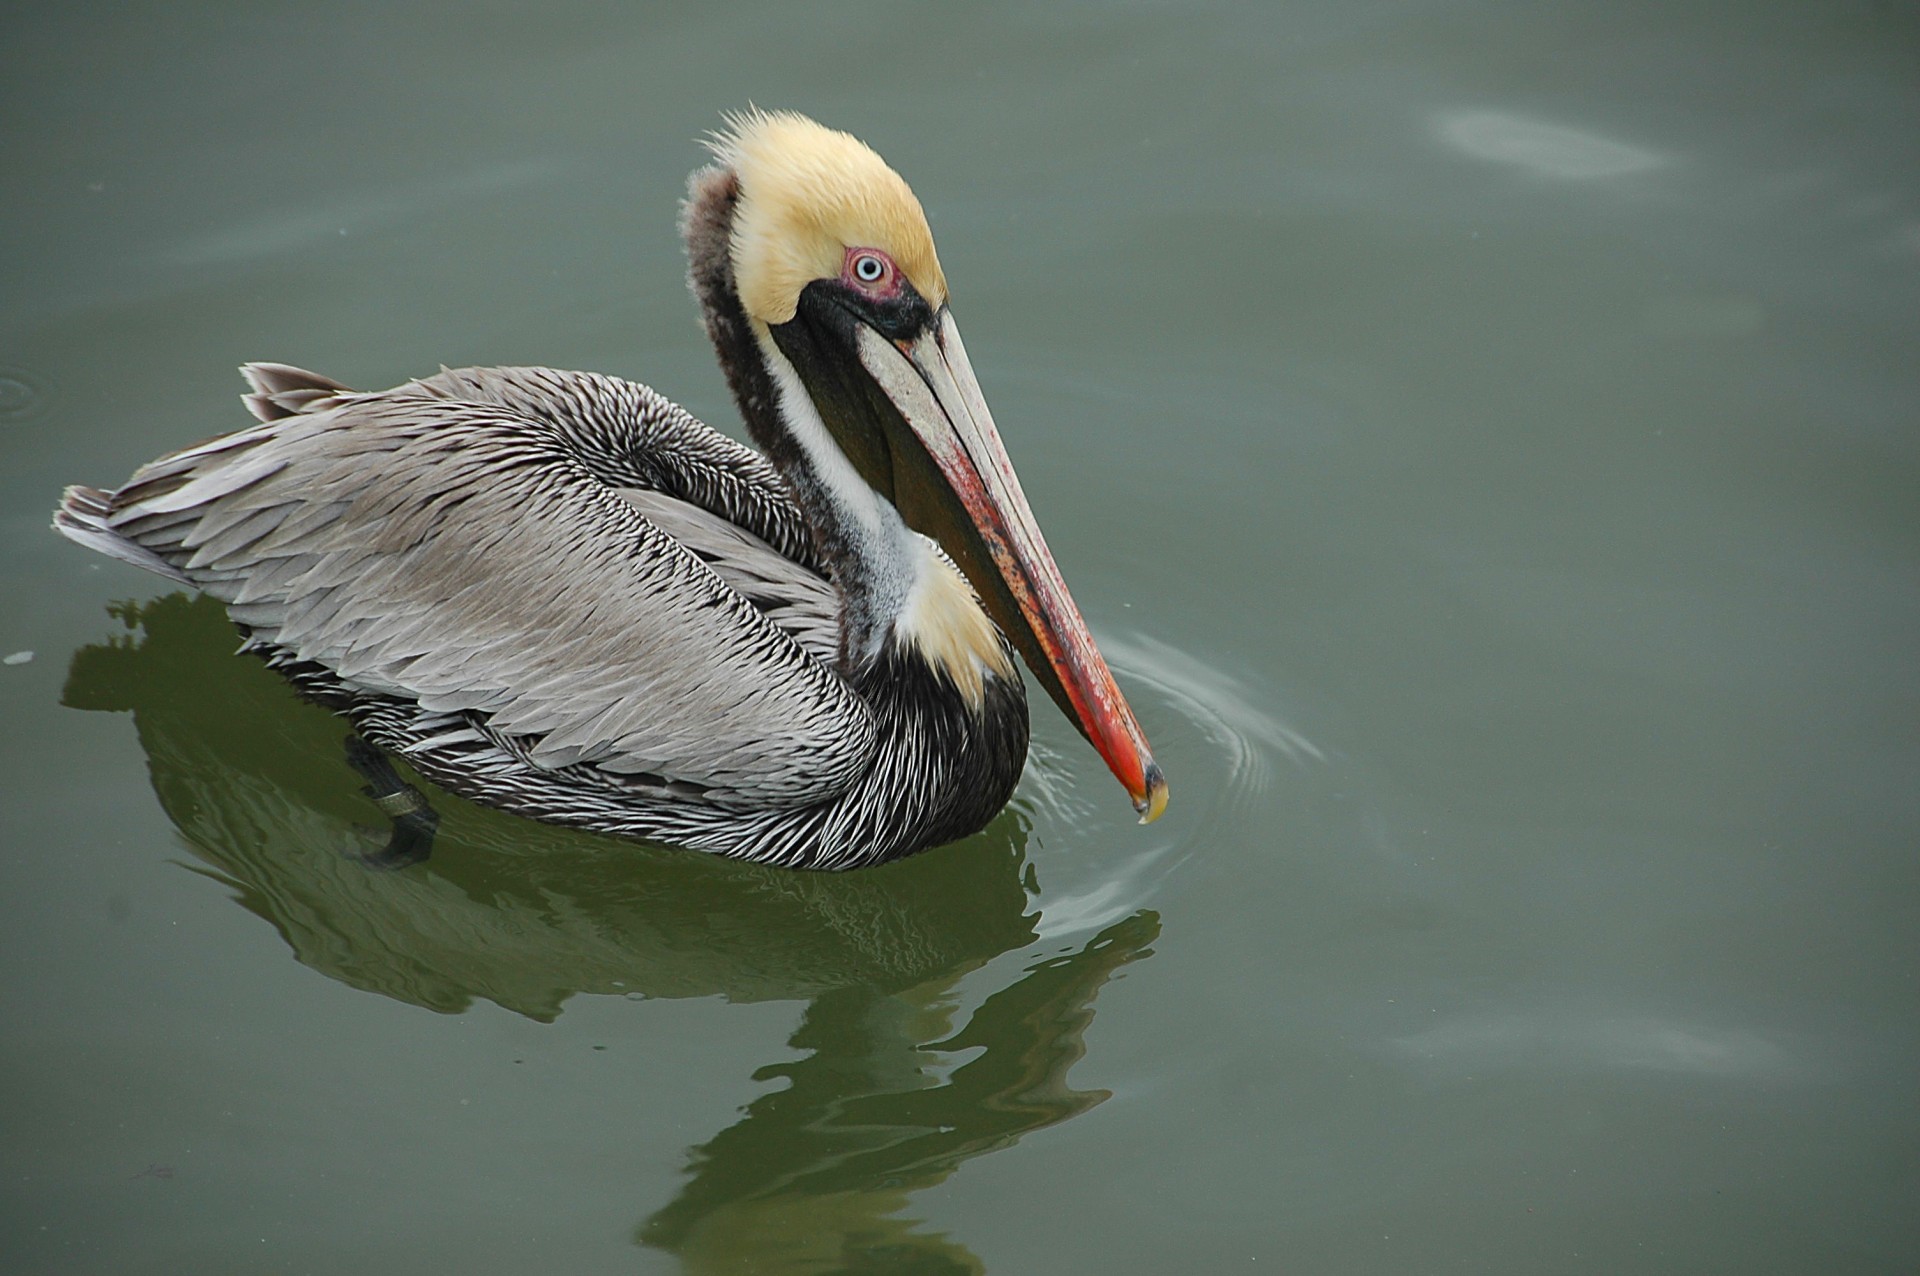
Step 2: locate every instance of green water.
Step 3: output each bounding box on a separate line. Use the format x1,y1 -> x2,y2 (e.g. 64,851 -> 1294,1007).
4,2 -> 1916,1272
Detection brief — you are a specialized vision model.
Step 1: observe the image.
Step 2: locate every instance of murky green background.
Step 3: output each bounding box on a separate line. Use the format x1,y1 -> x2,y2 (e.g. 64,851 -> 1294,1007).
4,2 -> 1916,1272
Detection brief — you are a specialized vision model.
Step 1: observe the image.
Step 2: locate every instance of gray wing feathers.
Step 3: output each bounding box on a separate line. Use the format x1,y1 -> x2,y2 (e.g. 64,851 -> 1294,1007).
405,365 -> 822,570
611,487 -> 840,667
243,363 -> 820,567
72,371 -> 872,808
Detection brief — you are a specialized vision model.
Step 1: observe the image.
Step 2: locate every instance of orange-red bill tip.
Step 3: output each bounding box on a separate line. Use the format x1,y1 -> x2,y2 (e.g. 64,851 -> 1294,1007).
1133,760 -> 1169,824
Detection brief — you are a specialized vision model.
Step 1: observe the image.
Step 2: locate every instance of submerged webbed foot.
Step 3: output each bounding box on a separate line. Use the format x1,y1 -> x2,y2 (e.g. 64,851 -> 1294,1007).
341,734 -> 439,870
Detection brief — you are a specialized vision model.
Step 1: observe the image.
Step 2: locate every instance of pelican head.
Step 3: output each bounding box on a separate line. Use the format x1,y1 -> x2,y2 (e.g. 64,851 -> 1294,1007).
687,109 -> 1167,824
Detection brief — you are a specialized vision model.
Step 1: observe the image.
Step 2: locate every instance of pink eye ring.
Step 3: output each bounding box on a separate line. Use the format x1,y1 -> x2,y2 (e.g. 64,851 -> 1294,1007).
845,248 -> 895,291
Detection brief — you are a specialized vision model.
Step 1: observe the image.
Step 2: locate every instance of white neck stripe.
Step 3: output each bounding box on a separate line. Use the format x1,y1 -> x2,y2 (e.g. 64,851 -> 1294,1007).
759,335 -> 931,660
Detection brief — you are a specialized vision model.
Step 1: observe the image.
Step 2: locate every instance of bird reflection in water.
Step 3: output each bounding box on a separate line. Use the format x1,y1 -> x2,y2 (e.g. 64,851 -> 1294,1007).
64,593 -> 1158,1273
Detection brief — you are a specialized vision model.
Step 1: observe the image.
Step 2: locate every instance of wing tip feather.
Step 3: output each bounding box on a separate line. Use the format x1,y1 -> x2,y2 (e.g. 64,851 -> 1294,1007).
240,362 -> 354,422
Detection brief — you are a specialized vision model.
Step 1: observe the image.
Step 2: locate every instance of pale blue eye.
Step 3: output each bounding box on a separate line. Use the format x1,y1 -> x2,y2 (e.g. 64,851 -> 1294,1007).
854,254 -> 885,283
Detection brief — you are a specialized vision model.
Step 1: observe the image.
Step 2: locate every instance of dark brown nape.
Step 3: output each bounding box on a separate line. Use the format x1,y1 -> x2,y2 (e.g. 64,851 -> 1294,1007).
679,168 -> 791,471
679,165 -> 861,662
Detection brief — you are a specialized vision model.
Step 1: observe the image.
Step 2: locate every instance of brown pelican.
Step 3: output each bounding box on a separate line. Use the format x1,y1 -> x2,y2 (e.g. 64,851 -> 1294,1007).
53,110 -> 1166,869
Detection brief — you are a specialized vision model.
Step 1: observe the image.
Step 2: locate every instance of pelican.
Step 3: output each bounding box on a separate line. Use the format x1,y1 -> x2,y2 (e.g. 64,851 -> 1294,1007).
54,110 -> 1166,869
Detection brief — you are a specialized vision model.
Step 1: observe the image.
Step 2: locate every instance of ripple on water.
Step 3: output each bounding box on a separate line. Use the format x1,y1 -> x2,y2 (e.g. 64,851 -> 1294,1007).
1022,633 -> 1324,938
1430,109 -> 1669,180
0,369 -> 48,421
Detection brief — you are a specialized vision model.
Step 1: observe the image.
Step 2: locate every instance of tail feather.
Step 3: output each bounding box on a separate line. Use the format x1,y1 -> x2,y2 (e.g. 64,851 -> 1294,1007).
52,484 -> 192,584
50,354 -> 354,583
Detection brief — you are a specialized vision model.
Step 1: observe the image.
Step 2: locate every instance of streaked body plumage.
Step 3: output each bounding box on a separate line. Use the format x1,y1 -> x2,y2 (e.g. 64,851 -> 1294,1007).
60,363 -> 1025,868
56,111 -> 1161,869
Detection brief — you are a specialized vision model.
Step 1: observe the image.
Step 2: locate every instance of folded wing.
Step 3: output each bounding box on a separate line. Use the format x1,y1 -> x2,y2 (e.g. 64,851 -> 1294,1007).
60,371 -> 872,809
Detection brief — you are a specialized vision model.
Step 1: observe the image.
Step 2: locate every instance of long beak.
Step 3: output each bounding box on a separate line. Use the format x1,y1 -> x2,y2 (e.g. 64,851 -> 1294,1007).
854,310 -> 1168,823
